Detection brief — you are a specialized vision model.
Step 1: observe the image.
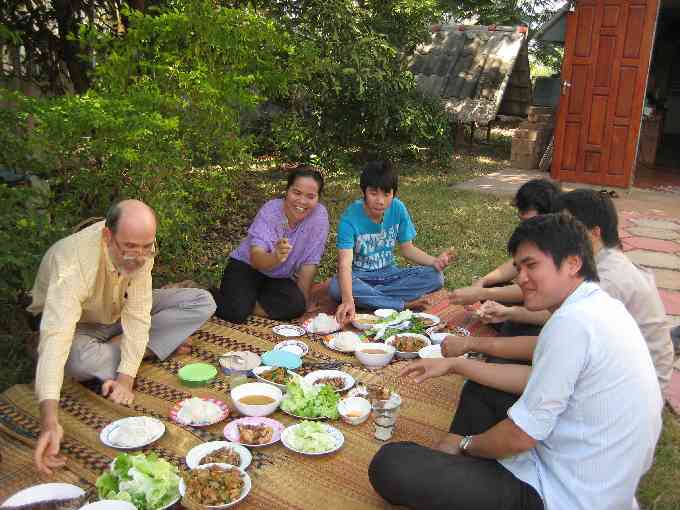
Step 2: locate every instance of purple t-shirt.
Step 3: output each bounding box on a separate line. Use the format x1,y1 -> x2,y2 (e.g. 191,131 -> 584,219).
230,198 -> 329,279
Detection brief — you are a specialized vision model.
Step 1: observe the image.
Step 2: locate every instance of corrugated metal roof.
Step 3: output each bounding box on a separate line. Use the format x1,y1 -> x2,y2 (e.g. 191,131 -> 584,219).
409,25 -> 528,125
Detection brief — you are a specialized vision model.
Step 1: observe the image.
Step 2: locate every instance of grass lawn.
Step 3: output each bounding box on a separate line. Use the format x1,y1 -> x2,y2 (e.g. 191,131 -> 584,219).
3,130 -> 680,507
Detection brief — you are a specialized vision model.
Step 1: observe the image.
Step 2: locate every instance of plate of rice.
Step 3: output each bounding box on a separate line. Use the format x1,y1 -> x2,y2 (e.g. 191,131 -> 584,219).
170,397 -> 230,427
303,313 -> 341,334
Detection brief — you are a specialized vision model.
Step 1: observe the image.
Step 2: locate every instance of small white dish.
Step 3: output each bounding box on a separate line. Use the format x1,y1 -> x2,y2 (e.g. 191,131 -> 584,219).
281,423 -> 344,455
385,333 -> 431,360
185,441 -> 252,470
231,382 -> 282,417
100,416 -> 165,449
426,330 -> 449,345
418,344 -> 443,359
374,308 -> 397,318
179,463 -> 251,509
303,370 -> 355,392
80,502 -> 137,510
273,339 -> 309,357
272,324 -> 306,337
337,397 -> 371,425
351,313 -> 382,331
1,484 -> 85,507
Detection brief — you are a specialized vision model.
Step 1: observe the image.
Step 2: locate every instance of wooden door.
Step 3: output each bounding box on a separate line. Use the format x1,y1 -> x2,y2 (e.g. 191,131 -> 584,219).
552,0 -> 659,187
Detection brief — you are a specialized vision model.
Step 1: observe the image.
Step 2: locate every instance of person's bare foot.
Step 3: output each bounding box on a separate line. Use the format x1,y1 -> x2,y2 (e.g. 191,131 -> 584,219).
405,296 -> 432,311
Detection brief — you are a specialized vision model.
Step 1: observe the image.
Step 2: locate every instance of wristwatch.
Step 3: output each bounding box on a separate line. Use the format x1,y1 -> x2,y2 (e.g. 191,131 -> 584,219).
459,435 -> 474,455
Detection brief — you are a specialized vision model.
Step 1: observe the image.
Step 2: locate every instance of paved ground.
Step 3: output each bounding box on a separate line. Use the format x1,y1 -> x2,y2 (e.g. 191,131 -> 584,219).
454,168 -> 680,411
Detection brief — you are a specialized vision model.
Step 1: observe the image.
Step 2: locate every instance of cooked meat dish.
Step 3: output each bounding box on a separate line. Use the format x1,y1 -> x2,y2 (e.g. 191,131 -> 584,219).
393,335 -> 426,352
200,446 -> 241,466
185,465 -> 244,505
313,377 -> 345,390
238,423 -> 273,445
260,367 -> 291,385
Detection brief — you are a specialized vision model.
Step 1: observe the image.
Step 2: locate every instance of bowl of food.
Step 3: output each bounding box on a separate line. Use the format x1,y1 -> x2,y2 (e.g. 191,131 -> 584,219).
354,342 -> 396,369
337,397 -> 372,425
218,351 -> 261,376
185,441 -> 252,470
252,365 -> 296,391
351,313 -> 381,331
181,463 -> 251,509
385,333 -> 431,359
230,382 -> 282,417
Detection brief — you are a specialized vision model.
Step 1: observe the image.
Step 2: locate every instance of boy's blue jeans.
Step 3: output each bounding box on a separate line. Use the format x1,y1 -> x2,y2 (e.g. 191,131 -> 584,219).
329,265 -> 444,311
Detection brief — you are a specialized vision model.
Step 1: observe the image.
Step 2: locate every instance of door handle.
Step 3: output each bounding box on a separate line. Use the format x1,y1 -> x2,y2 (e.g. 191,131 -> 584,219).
562,80 -> 572,95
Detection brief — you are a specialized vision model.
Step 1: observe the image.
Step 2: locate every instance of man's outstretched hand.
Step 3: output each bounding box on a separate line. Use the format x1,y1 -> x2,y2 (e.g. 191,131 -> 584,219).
102,373 -> 135,406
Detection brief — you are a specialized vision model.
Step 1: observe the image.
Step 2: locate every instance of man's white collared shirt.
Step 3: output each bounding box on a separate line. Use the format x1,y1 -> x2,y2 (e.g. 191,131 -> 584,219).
499,281 -> 662,510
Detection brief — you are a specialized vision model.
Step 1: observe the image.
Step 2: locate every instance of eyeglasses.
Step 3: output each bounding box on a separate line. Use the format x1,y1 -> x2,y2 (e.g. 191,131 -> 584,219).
111,236 -> 158,259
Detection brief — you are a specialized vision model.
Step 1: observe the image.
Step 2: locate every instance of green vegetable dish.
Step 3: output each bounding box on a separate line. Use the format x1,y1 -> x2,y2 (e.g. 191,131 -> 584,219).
281,377 -> 340,419
96,453 -> 181,510
287,421 -> 339,453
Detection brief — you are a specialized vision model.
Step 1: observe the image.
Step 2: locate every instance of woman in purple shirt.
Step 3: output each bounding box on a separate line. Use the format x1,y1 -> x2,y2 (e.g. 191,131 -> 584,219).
211,167 -> 329,323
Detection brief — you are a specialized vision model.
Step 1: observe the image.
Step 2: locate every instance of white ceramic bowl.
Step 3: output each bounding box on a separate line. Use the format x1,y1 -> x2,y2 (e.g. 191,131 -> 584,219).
354,342 -> 396,369
337,397 -> 372,425
427,331 -> 449,345
385,333 -> 431,359
230,382 -> 282,417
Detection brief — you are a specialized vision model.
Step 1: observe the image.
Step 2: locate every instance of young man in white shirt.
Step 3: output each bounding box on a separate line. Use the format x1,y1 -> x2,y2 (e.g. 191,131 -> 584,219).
369,213 -> 662,510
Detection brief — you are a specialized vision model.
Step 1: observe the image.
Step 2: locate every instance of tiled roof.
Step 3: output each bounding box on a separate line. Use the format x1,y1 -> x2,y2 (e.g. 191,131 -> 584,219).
409,25 -> 530,124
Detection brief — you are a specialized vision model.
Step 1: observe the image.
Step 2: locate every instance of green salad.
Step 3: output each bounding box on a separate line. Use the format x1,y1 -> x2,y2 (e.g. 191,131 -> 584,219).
287,421 -> 338,453
96,453 -> 181,510
281,377 -> 340,419
370,310 -> 429,339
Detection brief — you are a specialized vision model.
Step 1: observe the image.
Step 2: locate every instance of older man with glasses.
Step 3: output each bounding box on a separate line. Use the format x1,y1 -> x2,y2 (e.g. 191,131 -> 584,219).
27,199 -> 215,475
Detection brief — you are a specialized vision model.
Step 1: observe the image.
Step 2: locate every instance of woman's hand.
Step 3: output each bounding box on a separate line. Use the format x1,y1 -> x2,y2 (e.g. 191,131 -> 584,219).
274,238 -> 292,264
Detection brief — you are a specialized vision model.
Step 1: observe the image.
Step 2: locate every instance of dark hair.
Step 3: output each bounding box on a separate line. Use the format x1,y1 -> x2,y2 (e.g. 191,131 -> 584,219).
360,160 -> 398,195
287,165 -> 324,195
513,179 -> 562,215
105,203 -> 123,234
555,189 -> 620,249
508,213 -> 599,282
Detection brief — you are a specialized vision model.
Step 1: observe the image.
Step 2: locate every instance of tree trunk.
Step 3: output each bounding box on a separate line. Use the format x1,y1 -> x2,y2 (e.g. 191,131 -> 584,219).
53,0 -> 91,93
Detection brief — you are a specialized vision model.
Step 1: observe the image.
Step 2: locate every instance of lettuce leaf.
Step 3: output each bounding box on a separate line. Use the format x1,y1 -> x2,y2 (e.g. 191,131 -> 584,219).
96,453 -> 180,510
288,421 -> 338,453
281,377 -> 340,419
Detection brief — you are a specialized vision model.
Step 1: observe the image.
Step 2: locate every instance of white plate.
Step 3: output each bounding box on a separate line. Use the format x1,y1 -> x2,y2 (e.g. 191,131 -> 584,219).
179,463 -> 251,509
322,331 -> 362,353
303,370 -> 355,392
170,398 -> 230,427
374,308 -> 397,318
100,416 -> 165,449
418,344 -> 443,358
1,484 -> 85,507
273,339 -> 309,357
252,365 -> 296,391
414,312 -> 441,327
185,441 -> 252,470
281,423 -> 344,455
272,324 -> 306,337
302,315 -> 341,335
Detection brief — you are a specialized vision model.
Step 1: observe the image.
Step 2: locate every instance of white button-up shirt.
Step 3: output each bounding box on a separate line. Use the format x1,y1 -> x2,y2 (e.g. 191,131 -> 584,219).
500,282 -> 662,510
